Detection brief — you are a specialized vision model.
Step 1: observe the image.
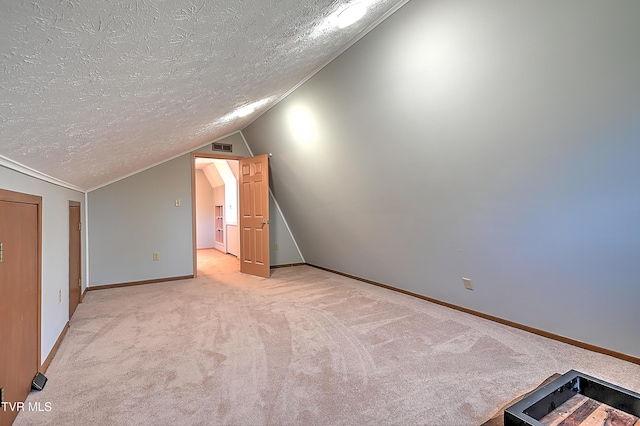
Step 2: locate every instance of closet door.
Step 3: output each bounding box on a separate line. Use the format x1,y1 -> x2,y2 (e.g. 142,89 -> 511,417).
0,192 -> 40,426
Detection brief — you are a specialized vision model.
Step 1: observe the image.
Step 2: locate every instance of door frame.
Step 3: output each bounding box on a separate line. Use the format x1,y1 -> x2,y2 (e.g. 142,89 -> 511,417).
191,153 -> 243,278
0,189 -> 43,370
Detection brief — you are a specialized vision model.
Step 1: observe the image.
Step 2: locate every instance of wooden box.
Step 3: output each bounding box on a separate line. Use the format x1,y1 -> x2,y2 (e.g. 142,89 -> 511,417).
504,370 -> 640,426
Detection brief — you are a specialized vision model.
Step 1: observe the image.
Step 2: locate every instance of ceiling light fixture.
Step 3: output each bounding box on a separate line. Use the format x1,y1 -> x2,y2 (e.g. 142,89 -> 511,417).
336,2 -> 368,28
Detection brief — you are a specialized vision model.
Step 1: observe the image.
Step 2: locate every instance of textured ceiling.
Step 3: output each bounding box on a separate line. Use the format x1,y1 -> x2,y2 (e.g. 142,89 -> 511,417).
0,0 -> 407,190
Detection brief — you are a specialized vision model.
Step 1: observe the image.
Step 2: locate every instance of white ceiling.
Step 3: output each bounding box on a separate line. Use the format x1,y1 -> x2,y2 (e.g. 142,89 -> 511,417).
0,0 -> 407,191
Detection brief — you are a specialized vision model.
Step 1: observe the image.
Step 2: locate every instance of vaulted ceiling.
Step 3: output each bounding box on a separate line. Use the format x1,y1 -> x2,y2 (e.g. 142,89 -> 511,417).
0,0 -> 407,190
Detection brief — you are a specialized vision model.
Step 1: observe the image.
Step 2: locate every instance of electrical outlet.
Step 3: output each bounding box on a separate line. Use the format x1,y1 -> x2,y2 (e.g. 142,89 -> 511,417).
153,252 -> 160,261
462,278 -> 473,291
274,243 -> 279,250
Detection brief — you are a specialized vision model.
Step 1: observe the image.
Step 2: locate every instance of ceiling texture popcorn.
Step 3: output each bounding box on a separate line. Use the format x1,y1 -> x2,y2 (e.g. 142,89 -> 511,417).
0,0 -> 407,190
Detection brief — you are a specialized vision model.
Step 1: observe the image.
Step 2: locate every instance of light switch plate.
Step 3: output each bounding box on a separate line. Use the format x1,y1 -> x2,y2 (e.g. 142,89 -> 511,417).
463,278 -> 473,290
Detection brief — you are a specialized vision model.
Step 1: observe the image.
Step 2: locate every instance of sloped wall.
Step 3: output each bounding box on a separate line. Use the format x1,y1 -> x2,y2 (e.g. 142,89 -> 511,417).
242,0 -> 640,357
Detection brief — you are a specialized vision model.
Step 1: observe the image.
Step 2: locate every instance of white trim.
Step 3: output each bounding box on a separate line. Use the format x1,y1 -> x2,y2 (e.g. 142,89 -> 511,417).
239,129 -> 255,157
239,131 -> 306,263
85,131 -> 244,192
268,187 -> 306,264
0,154 -> 86,192
243,0 -> 411,129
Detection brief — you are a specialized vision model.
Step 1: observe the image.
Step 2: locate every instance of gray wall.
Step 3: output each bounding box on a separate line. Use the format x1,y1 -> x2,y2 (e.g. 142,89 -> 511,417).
268,194 -> 303,266
242,0 -> 640,357
88,132 -> 302,287
88,154 -> 194,285
0,165 -> 85,362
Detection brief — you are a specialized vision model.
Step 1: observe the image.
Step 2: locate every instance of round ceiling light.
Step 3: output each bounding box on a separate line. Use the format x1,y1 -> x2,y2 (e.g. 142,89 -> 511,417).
336,2 -> 367,28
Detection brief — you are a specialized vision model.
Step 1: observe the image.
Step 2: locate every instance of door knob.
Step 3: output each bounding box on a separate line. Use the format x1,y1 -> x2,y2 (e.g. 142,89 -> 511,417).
260,220 -> 269,225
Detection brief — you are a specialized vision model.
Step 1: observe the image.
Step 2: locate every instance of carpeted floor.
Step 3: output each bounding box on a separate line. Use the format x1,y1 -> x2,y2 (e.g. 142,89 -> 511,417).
15,250 -> 640,425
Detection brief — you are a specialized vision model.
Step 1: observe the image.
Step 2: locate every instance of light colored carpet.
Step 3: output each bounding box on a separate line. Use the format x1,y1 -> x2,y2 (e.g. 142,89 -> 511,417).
15,250 -> 640,425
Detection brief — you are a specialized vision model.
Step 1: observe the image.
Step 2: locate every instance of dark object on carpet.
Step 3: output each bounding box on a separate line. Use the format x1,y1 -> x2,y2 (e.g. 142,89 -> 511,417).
503,370 -> 640,426
481,374 -> 562,426
31,372 -> 47,391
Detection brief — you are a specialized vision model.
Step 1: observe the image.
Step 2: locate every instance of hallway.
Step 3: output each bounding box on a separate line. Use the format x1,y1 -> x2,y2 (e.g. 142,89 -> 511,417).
196,248 -> 239,277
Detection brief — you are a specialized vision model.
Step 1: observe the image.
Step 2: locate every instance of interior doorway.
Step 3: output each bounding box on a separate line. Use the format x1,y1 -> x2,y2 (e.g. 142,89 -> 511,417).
192,154 -> 242,276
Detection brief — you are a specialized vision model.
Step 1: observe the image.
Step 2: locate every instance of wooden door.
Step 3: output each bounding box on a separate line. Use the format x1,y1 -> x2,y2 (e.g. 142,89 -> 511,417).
239,154 -> 270,278
0,195 -> 40,426
69,203 -> 81,319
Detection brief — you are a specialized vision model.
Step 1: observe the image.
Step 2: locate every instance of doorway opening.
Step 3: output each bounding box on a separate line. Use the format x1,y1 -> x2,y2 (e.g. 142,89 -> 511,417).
192,154 -> 242,276
192,152 -> 272,278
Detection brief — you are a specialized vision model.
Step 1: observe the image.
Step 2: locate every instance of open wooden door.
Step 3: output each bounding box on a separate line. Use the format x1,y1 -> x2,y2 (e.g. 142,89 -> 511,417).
239,154 -> 270,278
